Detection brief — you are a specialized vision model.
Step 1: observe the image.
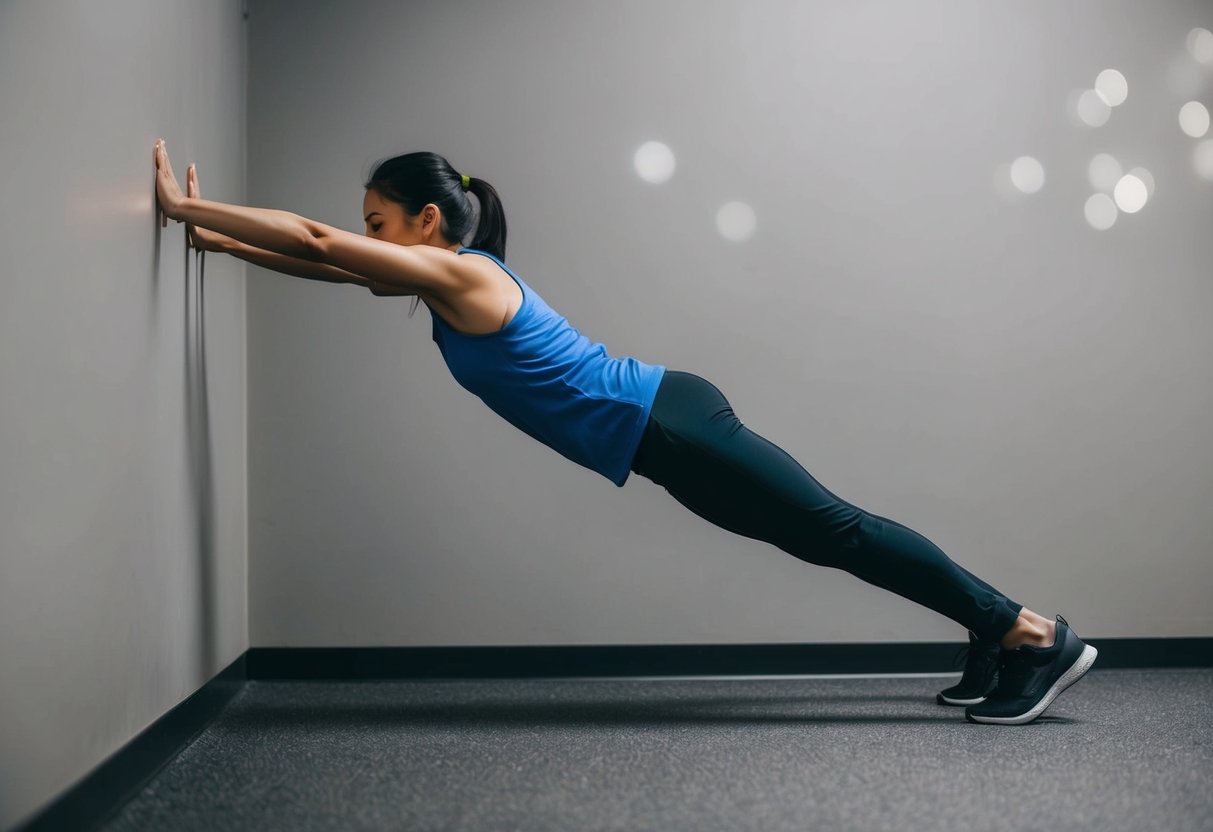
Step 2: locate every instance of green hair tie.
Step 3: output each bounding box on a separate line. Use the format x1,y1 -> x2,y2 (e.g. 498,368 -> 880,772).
461,173 -> 471,191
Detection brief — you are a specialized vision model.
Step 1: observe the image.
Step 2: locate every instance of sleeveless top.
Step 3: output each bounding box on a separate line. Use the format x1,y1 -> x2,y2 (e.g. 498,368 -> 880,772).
428,247 -> 667,487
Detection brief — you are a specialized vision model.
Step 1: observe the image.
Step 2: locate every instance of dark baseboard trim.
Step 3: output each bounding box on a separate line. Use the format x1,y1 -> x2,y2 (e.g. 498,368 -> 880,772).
13,638 -> 1212,831
12,653 -> 247,832
246,637 -> 1213,680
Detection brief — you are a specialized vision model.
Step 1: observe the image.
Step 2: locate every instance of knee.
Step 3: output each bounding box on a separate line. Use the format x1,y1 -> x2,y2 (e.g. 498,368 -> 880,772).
830,504 -> 867,546
777,504 -> 867,568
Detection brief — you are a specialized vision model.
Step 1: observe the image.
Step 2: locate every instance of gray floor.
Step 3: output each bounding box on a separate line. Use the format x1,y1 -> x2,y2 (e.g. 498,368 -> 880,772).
99,669 -> 1213,832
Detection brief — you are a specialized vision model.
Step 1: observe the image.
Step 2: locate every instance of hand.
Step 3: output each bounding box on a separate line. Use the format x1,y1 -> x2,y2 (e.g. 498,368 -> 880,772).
185,163 -> 225,252
153,138 -> 185,227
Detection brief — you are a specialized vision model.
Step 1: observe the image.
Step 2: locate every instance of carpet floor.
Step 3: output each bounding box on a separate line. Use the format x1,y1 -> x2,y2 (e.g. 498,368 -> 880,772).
98,668 -> 1213,831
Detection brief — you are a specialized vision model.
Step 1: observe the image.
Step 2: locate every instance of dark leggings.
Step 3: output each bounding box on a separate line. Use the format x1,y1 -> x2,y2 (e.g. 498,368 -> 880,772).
629,371 -> 1023,644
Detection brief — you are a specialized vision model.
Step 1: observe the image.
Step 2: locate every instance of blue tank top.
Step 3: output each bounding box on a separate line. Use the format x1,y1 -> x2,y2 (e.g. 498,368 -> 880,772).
429,247 -> 666,487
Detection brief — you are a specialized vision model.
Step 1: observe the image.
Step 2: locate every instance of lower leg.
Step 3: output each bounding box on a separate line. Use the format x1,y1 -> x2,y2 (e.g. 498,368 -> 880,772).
830,513 -> 1053,649
812,509 -> 1025,644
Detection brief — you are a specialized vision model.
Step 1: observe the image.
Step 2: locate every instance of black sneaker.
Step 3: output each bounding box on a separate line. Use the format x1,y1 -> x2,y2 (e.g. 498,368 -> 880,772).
936,629 -> 1001,706
966,615 -> 1098,725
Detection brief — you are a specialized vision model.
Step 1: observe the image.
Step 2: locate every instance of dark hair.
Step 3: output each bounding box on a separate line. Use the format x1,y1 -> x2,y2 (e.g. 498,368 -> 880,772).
364,151 -> 508,317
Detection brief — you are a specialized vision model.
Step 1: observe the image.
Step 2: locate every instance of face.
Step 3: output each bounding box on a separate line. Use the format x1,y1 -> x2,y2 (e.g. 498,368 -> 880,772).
362,189 -> 455,249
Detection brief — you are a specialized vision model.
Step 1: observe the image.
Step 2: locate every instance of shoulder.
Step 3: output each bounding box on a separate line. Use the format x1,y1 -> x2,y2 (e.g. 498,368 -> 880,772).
403,248 -> 498,304
448,250 -> 506,296
415,250 -> 523,335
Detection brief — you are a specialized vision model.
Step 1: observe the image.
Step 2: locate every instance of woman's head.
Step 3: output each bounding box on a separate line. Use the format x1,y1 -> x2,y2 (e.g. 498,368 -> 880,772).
363,151 -> 507,262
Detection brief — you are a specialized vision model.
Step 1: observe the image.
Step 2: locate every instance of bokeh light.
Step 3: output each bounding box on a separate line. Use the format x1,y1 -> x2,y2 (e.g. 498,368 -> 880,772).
1084,193 -> 1118,230
1179,101 -> 1210,138
1088,153 -> 1122,192
1127,166 -> 1155,199
1113,174 -> 1148,213
1094,69 -> 1128,107
715,202 -> 757,242
633,141 -> 676,184
1010,156 -> 1046,193
1188,27 -> 1213,65
1076,89 -> 1112,127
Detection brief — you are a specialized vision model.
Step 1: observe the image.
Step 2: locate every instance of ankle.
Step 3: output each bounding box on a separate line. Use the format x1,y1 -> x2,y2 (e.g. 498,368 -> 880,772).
1000,613 -> 1055,650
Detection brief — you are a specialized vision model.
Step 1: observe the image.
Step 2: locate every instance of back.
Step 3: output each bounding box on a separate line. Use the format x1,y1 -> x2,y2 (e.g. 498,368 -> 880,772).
430,248 -> 666,487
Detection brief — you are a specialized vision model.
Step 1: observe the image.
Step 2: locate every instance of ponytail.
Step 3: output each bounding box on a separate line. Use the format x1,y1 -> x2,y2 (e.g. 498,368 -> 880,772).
464,177 -> 507,262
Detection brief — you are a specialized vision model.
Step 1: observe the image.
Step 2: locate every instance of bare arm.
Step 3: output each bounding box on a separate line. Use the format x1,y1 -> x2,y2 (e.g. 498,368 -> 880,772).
176,161 -> 413,296
220,235 -> 367,286
172,192 -> 434,298
208,233 -> 416,296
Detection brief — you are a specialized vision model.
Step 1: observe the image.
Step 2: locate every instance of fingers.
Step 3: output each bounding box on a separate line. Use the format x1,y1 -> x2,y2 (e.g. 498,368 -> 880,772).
156,140 -> 176,180
186,165 -> 196,248
153,140 -> 192,229
155,139 -> 168,226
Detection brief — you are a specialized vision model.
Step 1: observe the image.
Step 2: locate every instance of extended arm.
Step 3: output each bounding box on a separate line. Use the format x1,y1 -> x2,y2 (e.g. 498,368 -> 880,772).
155,143 -> 451,296
171,157 -> 408,296
176,197 -> 316,260
175,197 -> 449,296
207,233 -> 416,296
222,236 -> 370,287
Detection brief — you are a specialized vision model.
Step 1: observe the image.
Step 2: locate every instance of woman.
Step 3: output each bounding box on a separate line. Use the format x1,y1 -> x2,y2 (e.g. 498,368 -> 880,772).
154,140 -> 1097,725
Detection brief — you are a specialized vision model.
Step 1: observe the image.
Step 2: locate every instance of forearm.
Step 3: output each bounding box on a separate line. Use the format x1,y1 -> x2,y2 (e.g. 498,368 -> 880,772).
177,197 -> 322,261
219,236 -> 372,288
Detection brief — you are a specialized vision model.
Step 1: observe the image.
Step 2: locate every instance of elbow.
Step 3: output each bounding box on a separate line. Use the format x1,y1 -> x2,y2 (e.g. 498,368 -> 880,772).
301,229 -> 327,263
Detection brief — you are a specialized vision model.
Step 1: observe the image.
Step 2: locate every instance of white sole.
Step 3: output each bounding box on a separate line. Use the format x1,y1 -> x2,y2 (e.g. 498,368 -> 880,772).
940,694 -> 989,706
967,644 -> 1098,725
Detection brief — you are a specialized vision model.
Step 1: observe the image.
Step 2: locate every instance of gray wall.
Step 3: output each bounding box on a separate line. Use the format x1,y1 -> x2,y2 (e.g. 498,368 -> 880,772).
4,1 -> 1211,823
248,0 -> 1213,651
0,1 -> 248,828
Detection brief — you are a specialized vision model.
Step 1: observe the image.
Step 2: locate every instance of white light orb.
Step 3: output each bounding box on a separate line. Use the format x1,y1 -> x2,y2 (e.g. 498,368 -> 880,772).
1188,28 -> 1213,65
1010,156 -> 1046,194
1084,193 -> 1118,230
1113,175 -> 1148,213
1094,69 -> 1128,107
633,141 -> 676,184
1179,101 -> 1210,138
715,201 -> 757,242
1126,166 -> 1155,199
1088,153 -> 1122,193
1077,89 -> 1112,127
1195,139 -> 1213,181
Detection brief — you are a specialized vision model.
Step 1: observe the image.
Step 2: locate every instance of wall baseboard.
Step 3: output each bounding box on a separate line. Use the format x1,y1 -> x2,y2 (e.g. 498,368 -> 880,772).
14,637 -> 1212,831
244,636 -> 1213,679
13,653 -> 247,832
